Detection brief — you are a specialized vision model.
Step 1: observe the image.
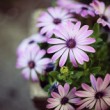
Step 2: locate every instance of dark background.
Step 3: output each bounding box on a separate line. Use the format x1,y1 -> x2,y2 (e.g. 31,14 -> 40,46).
0,0 -> 109,110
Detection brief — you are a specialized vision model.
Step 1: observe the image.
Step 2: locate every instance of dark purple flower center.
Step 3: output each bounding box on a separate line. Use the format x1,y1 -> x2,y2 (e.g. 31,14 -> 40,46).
102,15 -> 108,21
61,97 -> 69,105
53,18 -> 61,25
28,40 -> 35,44
28,61 -> 35,69
66,39 -> 76,48
95,91 -> 104,99
81,7 -> 88,10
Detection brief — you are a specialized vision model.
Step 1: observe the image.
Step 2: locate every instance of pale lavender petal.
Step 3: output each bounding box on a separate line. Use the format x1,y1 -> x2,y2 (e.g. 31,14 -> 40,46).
37,58 -> 50,65
101,74 -> 110,90
47,98 -> 60,104
77,25 -> 89,37
90,74 -> 97,90
21,68 -> 30,80
31,69 -> 39,82
77,38 -> 96,45
81,83 -> 95,93
73,48 -> 84,65
59,49 -> 69,67
96,77 -> 103,91
66,104 -> 75,110
95,100 -> 101,110
64,83 -> 70,96
52,48 -> 66,62
47,45 -> 66,54
75,91 -> 94,97
35,50 -> 46,61
51,92 -> 61,99
48,38 -> 65,44
77,98 -> 95,110
54,29 -> 67,40
46,103 -> 59,109
58,85 -> 65,97
69,50 -> 78,67
35,66 -> 43,74
103,97 -> 110,106
69,98 -> 80,104
75,48 -> 89,62
73,21 -> 81,34
87,99 -> 96,109
54,105 -> 61,110
100,99 -> 108,110
67,87 -> 76,99
77,30 -> 93,40
77,45 -> 96,53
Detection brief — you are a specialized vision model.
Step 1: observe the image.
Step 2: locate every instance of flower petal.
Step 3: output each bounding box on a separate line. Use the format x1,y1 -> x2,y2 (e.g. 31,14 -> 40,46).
59,49 -> 69,67
58,85 -> 65,97
47,45 -> 66,54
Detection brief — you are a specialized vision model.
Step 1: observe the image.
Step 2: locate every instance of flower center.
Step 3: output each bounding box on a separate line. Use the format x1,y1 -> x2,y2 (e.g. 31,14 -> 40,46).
53,18 -> 61,25
95,91 -> 104,99
102,15 -> 108,21
61,97 -> 69,105
28,40 -> 35,44
28,61 -> 35,69
81,7 -> 88,10
66,39 -> 76,48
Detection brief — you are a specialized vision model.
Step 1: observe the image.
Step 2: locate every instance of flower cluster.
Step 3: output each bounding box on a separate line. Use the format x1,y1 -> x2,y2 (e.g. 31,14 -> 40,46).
16,0 -> 110,110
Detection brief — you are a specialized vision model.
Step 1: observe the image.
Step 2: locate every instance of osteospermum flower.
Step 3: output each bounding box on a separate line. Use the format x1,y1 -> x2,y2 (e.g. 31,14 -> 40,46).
16,46 -> 51,81
75,74 -> 110,110
47,83 -> 80,110
91,0 -> 110,28
47,21 -> 96,67
57,0 -> 95,18
37,7 -> 77,38
17,33 -> 46,56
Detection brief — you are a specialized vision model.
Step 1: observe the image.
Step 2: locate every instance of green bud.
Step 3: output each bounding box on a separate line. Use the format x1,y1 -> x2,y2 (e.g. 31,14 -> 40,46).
60,66 -> 69,75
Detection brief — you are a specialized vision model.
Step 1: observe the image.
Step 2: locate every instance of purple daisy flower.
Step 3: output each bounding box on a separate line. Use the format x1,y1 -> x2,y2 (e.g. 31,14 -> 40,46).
17,33 -> 46,56
75,74 -> 110,110
47,21 -> 96,67
16,46 -> 51,82
57,0 -> 95,18
91,0 -> 110,28
47,83 -> 80,110
37,7 -> 77,38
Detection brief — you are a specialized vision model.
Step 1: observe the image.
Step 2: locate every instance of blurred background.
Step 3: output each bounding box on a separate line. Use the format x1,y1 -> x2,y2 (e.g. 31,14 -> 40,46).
0,0 -> 51,110
0,0 -> 109,110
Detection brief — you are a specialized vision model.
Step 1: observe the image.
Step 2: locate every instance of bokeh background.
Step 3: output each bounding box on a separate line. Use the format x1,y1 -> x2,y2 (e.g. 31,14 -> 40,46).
0,0 -> 51,110
0,0 -> 110,110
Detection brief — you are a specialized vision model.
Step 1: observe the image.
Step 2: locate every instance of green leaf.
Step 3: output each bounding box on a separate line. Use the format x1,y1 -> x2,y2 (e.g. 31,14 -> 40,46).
49,71 -> 59,78
91,67 -> 101,73
92,23 -> 100,39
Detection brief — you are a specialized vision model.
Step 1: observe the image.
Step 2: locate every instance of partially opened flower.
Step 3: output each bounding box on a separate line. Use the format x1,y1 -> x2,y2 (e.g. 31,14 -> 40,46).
37,7 -> 77,38
70,4 -> 95,18
91,0 -> 110,28
17,33 -> 46,56
57,0 -> 95,18
75,74 -> 110,110
47,21 -> 96,67
16,46 -> 51,81
47,83 -> 80,110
